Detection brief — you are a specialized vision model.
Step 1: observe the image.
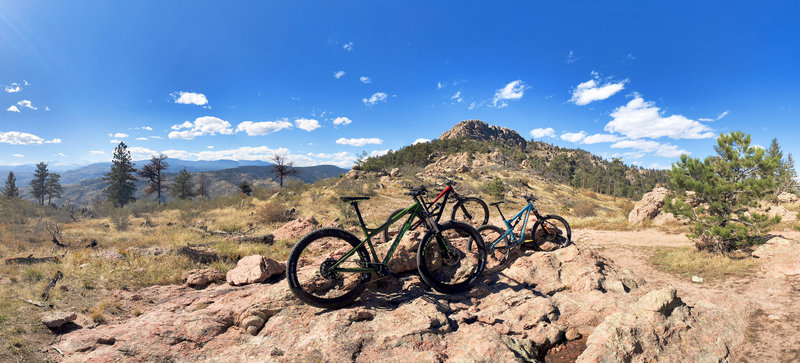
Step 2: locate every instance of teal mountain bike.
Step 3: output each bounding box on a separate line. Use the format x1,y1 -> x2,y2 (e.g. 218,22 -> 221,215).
476,194 -> 571,272
286,186 -> 487,309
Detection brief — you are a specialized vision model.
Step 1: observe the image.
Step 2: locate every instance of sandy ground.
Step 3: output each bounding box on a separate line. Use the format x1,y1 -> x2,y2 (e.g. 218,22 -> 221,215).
576,229 -> 800,362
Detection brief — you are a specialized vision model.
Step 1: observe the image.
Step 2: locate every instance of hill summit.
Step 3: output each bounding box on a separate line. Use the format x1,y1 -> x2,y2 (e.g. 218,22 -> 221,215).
439,119 -> 527,147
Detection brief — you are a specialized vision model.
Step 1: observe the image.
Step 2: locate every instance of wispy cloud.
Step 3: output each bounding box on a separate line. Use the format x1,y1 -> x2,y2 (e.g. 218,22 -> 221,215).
529,127 -> 556,139
236,119 -> 293,135
333,116 -> 352,126
605,97 -> 714,139
136,137 -> 148,141
0,131 -> 59,145
6,105 -> 20,112
582,133 -> 622,144
560,131 -> 587,143
171,91 -> 208,106
566,50 -> 579,64
294,118 -> 320,131
717,110 -> 729,120
12,154 -> 23,158
359,76 -> 371,84
569,75 -> 627,105
492,80 -> 527,108
168,116 -> 234,139
336,137 -> 383,146
90,150 -> 105,155
343,42 -> 354,51
413,138 -> 430,144
15,100 -> 37,110
362,92 -> 388,106
611,139 -> 688,158
334,70 -> 346,79
451,91 -> 463,103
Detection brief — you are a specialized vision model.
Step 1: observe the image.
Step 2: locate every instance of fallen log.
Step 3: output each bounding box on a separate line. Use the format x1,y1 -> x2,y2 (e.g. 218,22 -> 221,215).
41,270 -> 64,300
5,254 -> 59,264
230,234 -> 275,245
177,245 -> 219,263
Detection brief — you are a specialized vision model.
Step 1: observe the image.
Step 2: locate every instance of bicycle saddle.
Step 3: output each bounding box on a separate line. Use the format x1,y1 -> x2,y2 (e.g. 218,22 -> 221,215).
523,194 -> 538,202
404,186 -> 428,196
339,196 -> 370,202
489,201 -> 505,206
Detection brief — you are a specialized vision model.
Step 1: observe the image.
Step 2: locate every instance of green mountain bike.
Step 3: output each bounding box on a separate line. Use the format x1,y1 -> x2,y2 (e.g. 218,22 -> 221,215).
286,186 -> 487,309
476,194 -> 572,272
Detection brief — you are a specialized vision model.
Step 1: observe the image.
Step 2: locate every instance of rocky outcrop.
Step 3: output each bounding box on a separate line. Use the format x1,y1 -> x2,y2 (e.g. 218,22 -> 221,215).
183,268 -> 225,287
272,217 -> 318,241
439,119 -> 528,147
226,255 -> 285,286
578,287 -> 742,362
42,311 -> 77,328
55,245 -> 740,362
777,192 -> 799,204
628,187 -> 670,224
767,205 -> 797,222
752,237 -> 800,277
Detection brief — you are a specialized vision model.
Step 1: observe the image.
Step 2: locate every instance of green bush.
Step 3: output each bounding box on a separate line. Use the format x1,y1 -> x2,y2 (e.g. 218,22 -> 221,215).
487,178 -> 505,199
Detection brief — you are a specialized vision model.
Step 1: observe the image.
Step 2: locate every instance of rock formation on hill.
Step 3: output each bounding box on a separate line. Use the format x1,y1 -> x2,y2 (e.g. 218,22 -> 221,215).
440,119 -> 528,147
55,245 -> 742,362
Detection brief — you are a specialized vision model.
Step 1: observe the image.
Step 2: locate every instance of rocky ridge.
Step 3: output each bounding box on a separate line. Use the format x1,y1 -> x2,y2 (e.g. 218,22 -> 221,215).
439,119 -> 528,148
55,244 -> 742,362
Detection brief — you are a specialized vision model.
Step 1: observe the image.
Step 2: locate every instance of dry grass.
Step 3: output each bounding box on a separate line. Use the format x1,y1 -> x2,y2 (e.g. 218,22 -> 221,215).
649,246 -> 757,279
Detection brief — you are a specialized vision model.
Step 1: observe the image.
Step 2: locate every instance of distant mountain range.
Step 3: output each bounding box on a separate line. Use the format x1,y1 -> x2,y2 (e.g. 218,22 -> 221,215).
3,159 -> 348,205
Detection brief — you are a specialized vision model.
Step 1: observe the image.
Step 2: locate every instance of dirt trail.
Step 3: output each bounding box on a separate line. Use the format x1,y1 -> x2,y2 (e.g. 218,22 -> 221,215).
575,229 -> 800,362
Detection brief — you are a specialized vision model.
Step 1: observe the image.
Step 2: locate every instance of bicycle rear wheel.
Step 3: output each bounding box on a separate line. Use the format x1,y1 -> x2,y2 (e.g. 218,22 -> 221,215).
531,215 -> 572,251
477,224 -> 512,273
417,221 -> 486,294
286,228 -> 372,309
451,197 -> 489,226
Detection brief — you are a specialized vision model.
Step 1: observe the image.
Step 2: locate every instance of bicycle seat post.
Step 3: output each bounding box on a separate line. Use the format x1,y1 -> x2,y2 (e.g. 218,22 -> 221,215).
349,201 -> 368,229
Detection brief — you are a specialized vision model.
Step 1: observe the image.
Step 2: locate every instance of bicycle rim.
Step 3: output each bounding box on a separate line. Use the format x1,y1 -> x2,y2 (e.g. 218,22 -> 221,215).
418,221 -> 486,293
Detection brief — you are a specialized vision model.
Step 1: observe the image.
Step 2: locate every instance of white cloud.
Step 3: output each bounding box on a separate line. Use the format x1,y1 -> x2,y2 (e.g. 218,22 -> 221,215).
451,91 -> 463,103
648,163 -> 669,170
413,138 -> 430,144
172,91 -> 208,106
336,137 -> 383,146
16,100 -> 37,110
4,84 -> 21,93
171,121 -> 193,130
362,92 -> 388,106
129,146 -> 157,159
236,120 -> 293,135
168,116 -> 233,139
333,116 -> 352,126
610,139 -> 688,158
90,150 -> 105,155
698,118 -> 714,122
109,139 -> 120,143
569,77 -> 627,105
56,152 -> 65,157
12,154 -> 23,158
492,80 -> 526,108
136,137 -> 148,141
582,133 -> 622,144
44,106 -> 50,111
566,50 -> 579,64
437,81 -> 444,89
294,118 -> 320,132
207,146 -> 214,149
359,76 -> 371,84
605,97 -> 714,140
343,42 -> 354,51
370,149 -> 390,157
560,131 -> 587,143
142,126 -> 153,131
45,138 -> 61,144
0,131 -> 46,145
529,127 -> 556,139
717,110 -> 729,120
306,151 -> 356,168
114,133 -> 129,138
334,70 -> 346,79
6,105 -> 19,112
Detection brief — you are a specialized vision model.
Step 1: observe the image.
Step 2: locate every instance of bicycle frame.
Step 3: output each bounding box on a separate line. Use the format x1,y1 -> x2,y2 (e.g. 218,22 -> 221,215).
330,194 -> 448,274
421,185 -> 455,224
487,202 -> 542,250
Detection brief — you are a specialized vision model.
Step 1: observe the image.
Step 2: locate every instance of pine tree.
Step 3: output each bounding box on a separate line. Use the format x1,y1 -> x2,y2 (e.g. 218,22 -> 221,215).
664,131 -> 781,253
103,142 -> 137,207
3,171 -> 19,198
46,172 -> 63,205
239,180 -> 252,196
271,152 -> 298,187
170,168 -> 197,200
138,154 -> 169,204
779,153 -> 798,195
30,162 -> 49,205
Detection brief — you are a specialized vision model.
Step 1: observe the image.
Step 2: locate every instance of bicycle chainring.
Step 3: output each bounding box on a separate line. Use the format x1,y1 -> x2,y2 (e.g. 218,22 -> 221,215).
319,258 -> 341,280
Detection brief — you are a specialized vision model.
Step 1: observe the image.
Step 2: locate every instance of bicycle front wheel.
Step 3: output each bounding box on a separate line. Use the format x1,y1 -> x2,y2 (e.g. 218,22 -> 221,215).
451,197 -> 490,226
417,221 -> 486,294
532,215 -> 572,251
286,228 -> 372,309
477,224 -> 512,273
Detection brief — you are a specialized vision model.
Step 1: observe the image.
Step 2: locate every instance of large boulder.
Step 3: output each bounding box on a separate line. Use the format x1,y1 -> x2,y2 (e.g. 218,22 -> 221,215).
577,287 -> 743,362
777,192 -> 799,204
752,237 -> 800,277
183,268 -> 225,287
42,311 -> 77,328
272,217 -> 318,241
767,205 -> 797,222
226,255 -> 285,286
628,187 -> 670,224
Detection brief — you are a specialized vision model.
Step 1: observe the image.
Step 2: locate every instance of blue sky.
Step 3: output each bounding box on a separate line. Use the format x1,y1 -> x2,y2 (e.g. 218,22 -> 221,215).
1,1 -> 798,169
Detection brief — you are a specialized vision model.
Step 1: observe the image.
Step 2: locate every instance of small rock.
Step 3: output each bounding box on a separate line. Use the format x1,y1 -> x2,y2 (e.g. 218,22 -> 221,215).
349,309 -> 374,322
241,315 -> 266,336
226,255 -> 285,286
182,268 -> 225,287
565,327 -> 582,341
691,275 -> 704,283
97,337 -> 116,345
272,217 -> 318,241
42,311 -> 77,328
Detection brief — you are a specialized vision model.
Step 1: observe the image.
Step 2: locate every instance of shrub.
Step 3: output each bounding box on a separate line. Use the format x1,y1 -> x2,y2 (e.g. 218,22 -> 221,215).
573,202 -> 597,217
255,202 -> 293,224
487,178 -> 505,199
111,209 -> 130,231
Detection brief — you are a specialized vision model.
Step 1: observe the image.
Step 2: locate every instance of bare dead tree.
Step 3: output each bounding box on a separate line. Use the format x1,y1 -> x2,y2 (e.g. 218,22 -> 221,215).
271,152 -> 298,187
138,154 -> 169,204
